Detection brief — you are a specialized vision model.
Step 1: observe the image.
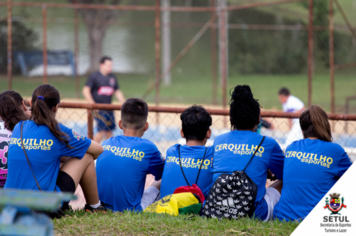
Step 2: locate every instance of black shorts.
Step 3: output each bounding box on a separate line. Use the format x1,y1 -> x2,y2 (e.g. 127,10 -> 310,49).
56,171 -> 76,194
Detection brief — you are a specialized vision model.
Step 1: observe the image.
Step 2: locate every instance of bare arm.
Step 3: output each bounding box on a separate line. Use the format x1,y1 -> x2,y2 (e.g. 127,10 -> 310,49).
86,140 -> 104,160
114,89 -> 126,103
82,86 -> 95,104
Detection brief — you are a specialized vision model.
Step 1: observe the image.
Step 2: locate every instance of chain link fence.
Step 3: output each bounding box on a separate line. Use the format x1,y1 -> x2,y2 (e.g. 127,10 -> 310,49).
1,0 -> 356,113
55,104 -> 356,162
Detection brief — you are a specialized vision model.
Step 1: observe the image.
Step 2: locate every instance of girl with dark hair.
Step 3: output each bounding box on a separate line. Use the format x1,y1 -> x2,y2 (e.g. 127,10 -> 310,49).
274,105 -> 352,221
211,85 -> 285,221
0,91 -> 30,187
5,84 -> 109,212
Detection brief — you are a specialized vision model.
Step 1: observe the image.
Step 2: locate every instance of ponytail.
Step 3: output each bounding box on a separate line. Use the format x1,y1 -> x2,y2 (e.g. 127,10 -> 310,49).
0,91 -> 29,131
31,84 -> 72,148
300,105 -> 332,142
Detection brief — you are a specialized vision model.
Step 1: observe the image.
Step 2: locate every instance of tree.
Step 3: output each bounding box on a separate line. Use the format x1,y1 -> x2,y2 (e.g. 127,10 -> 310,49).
69,0 -> 141,73
0,20 -> 38,74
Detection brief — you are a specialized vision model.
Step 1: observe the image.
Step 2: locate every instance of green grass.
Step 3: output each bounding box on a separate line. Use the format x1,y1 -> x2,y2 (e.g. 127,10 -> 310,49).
53,210 -> 299,235
1,73 -> 356,113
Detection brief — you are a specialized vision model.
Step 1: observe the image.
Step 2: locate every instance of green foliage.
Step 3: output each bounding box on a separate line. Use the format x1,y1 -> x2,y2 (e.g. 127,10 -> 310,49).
228,4 -> 354,75
1,73 -> 356,113
229,9 -> 308,74
54,210 -> 300,235
301,0 -> 355,67
0,20 -> 38,74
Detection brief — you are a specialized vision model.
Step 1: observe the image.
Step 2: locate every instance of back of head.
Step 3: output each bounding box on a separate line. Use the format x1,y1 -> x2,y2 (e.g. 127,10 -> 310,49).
278,87 -> 290,96
180,105 -> 212,141
229,85 -> 260,130
0,91 -> 28,131
31,84 -> 71,147
121,98 -> 148,130
300,105 -> 332,142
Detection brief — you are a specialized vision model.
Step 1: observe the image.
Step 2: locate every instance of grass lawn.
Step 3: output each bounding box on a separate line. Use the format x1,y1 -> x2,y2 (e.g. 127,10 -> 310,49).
1,73 -> 355,113
54,211 -> 299,235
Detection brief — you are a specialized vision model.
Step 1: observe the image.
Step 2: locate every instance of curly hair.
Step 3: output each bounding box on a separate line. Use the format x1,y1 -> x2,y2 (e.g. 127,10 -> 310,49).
229,85 -> 261,130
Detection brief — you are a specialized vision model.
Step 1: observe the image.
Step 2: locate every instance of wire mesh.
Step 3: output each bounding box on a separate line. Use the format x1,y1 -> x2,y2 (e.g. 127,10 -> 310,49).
56,107 -> 356,162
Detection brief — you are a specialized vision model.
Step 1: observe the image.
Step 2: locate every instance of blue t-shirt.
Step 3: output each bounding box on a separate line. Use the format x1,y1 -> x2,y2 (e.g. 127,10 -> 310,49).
212,130 -> 285,220
5,120 -> 91,191
96,135 -> 165,212
273,139 -> 352,221
160,144 -> 213,199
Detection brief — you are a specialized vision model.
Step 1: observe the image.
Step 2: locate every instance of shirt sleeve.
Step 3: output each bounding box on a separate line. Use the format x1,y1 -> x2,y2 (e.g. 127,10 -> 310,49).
59,124 -> 91,159
336,151 -> 352,178
147,147 -> 165,181
268,141 -> 285,180
294,96 -> 304,110
85,73 -> 95,89
113,75 -> 119,90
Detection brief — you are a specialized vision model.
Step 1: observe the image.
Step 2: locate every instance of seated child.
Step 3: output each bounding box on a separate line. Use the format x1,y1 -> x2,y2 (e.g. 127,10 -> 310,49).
96,98 -> 164,212
273,105 -> 353,221
160,105 -> 213,199
211,85 -> 285,221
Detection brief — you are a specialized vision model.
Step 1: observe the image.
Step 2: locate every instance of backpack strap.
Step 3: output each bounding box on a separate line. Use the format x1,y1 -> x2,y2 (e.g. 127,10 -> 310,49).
194,147 -> 208,185
21,121 -> 42,191
243,136 -> 265,172
178,145 -> 208,186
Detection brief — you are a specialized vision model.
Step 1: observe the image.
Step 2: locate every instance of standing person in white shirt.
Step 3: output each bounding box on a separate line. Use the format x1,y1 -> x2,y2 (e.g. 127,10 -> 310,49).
278,88 -> 305,145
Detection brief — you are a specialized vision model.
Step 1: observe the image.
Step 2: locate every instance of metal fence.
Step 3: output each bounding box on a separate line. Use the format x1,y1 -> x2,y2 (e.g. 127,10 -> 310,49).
1,0 -> 356,113
54,102 -> 356,161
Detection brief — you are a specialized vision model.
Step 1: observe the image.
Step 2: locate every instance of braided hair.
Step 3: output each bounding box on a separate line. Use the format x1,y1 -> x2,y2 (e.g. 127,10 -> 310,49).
229,85 -> 261,130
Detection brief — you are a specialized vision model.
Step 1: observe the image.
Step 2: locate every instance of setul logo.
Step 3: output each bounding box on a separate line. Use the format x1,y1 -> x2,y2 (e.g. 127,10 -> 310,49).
324,193 -> 346,215
321,193 -> 351,233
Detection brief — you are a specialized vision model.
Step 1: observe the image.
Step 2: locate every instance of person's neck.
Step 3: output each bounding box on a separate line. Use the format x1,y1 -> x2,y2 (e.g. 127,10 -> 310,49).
306,137 -> 318,140
123,128 -> 143,138
99,69 -> 108,76
186,139 -> 206,146
237,128 -> 255,132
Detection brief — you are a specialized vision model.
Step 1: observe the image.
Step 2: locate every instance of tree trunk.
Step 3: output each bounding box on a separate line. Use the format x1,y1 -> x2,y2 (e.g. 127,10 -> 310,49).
87,25 -> 107,73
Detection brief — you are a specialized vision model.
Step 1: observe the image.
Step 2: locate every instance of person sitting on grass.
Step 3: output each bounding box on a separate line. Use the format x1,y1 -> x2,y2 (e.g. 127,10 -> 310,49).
0,91 -> 31,188
4,84 -> 109,213
96,98 -> 165,212
273,105 -> 352,222
160,105 -> 213,199
211,85 -> 285,221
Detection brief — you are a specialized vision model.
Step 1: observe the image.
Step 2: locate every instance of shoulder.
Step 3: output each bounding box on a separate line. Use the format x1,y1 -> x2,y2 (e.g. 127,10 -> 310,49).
109,73 -> 117,79
214,132 -> 231,143
141,138 -> 159,150
102,137 -> 115,146
89,71 -> 100,78
262,136 -> 282,150
290,95 -> 304,105
326,141 -> 345,154
167,144 -> 179,153
206,145 -> 214,155
58,123 -> 72,133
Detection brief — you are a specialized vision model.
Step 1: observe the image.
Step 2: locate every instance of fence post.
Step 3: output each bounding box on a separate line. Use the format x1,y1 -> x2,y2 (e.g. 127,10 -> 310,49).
211,0 -> 218,105
219,4 -> 227,126
7,0 -> 12,90
329,0 -> 334,114
307,0 -> 313,107
74,0 -> 80,98
87,109 -> 94,140
162,0 -> 171,86
155,0 -> 161,124
42,5 -> 48,84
